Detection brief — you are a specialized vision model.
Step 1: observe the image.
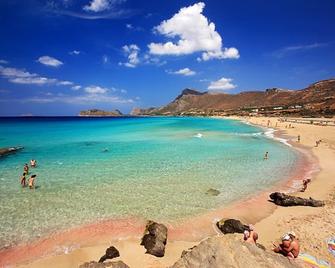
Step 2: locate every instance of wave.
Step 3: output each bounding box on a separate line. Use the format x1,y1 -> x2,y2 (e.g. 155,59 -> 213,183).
193,133 -> 203,138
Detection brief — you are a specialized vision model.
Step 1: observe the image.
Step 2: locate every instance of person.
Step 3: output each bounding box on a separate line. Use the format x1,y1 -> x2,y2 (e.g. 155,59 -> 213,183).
243,224 -> 258,244
297,135 -> 300,143
273,233 -> 300,259
20,173 -> 26,187
301,178 -> 311,192
23,163 -> 29,175
28,174 -> 36,189
264,151 -> 269,160
30,159 -> 37,167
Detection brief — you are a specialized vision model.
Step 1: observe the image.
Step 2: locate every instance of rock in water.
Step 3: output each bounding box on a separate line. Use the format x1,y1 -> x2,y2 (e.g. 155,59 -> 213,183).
141,220 -> 168,257
98,246 -> 120,263
0,146 -> 23,157
170,235 -> 299,268
269,192 -> 325,207
206,188 -> 220,196
216,219 -> 249,234
79,261 -> 129,268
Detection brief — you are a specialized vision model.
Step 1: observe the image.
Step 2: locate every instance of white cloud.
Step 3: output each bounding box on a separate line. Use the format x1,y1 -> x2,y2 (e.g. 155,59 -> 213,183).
69,50 -> 81,55
102,55 -> 109,64
273,42 -> 328,58
37,56 -> 63,67
120,44 -> 140,68
0,59 -> 8,64
72,85 -> 82,90
83,0 -> 114,12
169,67 -> 196,76
84,85 -> 109,94
0,65 -> 74,86
148,2 -> 239,61
126,23 -> 133,29
208,77 -> 236,91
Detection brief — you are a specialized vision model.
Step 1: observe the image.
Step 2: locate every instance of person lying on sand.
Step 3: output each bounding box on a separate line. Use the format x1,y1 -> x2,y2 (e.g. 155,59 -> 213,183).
28,174 -> 37,189
20,173 -> 26,187
243,224 -> 258,244
273,232 -> 300,259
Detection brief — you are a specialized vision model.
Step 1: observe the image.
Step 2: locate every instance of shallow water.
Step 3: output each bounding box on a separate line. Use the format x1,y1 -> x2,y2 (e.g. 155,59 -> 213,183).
0,117 -> 298,247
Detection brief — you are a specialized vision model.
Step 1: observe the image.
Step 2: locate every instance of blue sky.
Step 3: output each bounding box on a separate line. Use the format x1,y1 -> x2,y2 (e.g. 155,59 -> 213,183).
0,0 -> 334,116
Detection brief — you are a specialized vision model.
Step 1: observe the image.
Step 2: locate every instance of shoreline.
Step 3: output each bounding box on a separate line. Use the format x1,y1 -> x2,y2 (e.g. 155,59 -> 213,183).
1,116 -> 334,267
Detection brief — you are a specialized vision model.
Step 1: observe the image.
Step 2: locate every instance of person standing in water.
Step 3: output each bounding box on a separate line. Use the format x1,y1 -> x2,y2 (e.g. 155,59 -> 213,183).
20,173 -> 26,187
264,151 -> 269,160
28,174 -> 36,189
23,163 -> 29,175
30,159 -> 37,168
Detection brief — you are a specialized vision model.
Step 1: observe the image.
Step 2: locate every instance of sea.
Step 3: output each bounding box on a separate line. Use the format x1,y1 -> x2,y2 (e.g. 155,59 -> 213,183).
0,116 -> 298,248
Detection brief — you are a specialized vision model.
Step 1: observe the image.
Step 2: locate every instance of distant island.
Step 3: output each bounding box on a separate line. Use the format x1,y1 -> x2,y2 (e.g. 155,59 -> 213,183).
131,79 -> 335,117
79,109 -> 123,117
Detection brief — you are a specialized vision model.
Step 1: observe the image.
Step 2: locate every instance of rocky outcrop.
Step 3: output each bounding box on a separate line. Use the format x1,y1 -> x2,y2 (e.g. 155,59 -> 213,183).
79,260 -> 129,268
170,235 -> 299,268
216,219 -> 249,234
141,220 -> 168,257
270,192 -> 325,207
98,246 -> 120,263
0,146 -> 23,157
135,79 -> 335,116
79,109 -> 123,117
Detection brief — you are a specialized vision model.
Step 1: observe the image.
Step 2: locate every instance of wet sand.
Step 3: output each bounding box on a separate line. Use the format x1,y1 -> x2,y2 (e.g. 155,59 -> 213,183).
1,116 -> 334,267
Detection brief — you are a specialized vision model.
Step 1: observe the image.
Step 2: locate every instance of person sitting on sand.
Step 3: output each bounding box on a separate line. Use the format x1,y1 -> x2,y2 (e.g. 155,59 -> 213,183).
297,135 -> 300,143
264,151 -> 269,160
301,178 -> 311,192
273,233 -> 300,259
28,174 -> 36,189
23,163 -> 29,175
30,159 -> 37,167
20,173 -> 26,187
243,224 -> 258,244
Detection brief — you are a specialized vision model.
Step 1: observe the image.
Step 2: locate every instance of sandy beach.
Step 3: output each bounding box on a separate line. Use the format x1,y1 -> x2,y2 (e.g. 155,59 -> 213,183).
1,116 -> 334,267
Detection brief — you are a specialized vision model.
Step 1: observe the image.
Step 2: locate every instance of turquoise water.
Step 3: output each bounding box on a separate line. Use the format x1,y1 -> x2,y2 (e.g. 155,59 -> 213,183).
0,117 -> 297,247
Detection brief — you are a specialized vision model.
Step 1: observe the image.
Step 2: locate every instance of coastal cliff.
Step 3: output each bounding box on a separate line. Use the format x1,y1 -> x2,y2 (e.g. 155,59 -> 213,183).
133,79 -> 335,116
79,109 -> 123,117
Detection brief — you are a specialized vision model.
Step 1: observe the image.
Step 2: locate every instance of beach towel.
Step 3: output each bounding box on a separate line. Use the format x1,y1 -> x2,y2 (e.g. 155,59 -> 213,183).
298,253 -> 330,268
327,237 -> 335,257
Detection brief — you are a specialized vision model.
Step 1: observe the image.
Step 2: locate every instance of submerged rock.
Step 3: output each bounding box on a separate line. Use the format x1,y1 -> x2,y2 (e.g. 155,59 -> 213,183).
0,146 -> 23,157
79,260 -> 129,268
216,219 -> 249,234
270,192 -> 325,207
141,220 -> 168,257
170,235 -> 299,268
98,246 -> 120,263
206,188 -> 220,196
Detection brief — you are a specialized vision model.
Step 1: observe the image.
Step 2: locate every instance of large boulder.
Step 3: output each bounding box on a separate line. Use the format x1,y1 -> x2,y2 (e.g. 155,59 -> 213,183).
270,192 -> 325,207
79,260 -> 129,268
0,146 -> 23,157
98,246 -> 120,263
216,219 -> 249,234
140,220 -> 168,257
170,235 -> 299,268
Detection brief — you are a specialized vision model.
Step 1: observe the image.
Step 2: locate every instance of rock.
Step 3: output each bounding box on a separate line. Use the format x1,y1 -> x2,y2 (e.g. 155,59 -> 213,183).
0,146 -> 23,157
140,220 -> 168,257
216,219 -> 249,234
170,235 -> 299,268
79,260 -> 129,268
98,246 -> 120,263
269,192 -> 325,207
206,188 -> 220,196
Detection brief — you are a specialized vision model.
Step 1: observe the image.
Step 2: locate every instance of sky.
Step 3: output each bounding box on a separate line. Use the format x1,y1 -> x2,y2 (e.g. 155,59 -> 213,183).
0,0 -> 334,116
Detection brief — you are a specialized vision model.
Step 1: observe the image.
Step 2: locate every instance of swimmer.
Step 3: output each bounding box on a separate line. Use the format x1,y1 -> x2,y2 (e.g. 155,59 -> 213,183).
23,163 -> 29,175
30,159 -> 37,167
20,173 -> 26,187
264,151 -> 269,160
28,174 -> 37,189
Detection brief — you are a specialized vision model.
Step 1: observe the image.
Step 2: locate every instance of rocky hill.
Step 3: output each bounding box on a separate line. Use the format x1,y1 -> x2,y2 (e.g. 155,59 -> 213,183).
79,109 -> 123,117
132,79 -> 335,117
